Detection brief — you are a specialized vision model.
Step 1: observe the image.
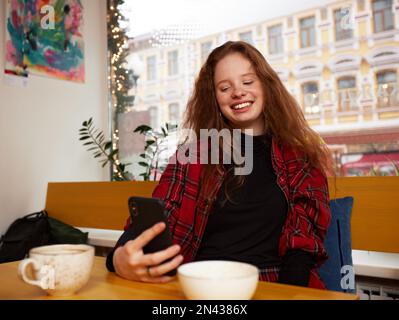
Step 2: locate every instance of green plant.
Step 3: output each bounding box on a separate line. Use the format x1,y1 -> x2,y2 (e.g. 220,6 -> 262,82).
392,160 -> 399,176
79,117 -> 133,181
134,123 -> 177,181
368,161 -> 399,176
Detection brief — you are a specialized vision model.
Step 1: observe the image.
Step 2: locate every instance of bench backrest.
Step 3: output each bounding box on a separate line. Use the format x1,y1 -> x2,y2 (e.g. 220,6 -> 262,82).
328,177 -> 399,253
45,181 -> 157,231
45,177 -> 399,253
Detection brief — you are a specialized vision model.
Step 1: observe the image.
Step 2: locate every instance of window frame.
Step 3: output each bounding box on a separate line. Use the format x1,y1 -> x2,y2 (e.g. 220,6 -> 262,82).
200,41 -> 213,64
375,69 -> 398,108
168,103 -> 180,124
267,24 -> 284,55
146,55 -> 157,81
239,31 -> 254,45
149,106 -> 159,129
334,8 -> 354,41
299,16 -> 316,48
301,81 -> 320,114
337,76 -> 358,111
372,0 -> 394,33
167,50 -> 179,77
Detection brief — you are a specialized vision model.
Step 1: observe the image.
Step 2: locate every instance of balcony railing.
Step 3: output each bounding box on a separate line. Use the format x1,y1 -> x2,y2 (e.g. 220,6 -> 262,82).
376,83 -> 398,109
303,93 -> 320,115
337,88 -> 359,112
303,85 -> 399,124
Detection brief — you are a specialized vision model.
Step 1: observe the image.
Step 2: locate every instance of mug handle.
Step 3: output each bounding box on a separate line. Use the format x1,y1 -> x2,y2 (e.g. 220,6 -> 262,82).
18,259 -> 55,290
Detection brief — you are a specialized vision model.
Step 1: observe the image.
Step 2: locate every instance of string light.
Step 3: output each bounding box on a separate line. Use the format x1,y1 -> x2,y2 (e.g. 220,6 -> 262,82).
108,1 -> 137,180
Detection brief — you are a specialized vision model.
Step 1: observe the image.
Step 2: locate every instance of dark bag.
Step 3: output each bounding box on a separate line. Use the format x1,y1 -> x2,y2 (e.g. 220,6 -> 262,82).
0,211 -> 89,264
48,216 -> 88,245
0,211 -> 51,263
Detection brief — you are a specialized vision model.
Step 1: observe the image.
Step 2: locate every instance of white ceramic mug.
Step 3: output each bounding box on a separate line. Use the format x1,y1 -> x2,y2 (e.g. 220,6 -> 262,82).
18,244 -> 94,296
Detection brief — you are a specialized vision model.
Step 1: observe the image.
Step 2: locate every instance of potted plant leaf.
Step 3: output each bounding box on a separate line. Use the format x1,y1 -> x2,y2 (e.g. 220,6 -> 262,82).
134,123 -> 178,181
79,117 -> 134,181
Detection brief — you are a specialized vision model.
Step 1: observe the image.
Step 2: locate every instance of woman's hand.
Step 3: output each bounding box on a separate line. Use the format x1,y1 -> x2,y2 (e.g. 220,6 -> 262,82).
113,222 -> 183,283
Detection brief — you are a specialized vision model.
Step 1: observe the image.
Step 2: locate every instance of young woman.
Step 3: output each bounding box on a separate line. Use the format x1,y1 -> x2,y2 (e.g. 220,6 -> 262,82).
107,41 -> 333,289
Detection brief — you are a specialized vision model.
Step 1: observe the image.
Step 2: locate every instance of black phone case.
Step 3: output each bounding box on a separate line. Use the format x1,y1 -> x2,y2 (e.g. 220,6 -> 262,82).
128,196 -> 177,276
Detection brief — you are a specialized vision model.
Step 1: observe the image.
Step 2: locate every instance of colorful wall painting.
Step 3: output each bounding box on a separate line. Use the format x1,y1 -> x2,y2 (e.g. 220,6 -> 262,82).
5,0 -> 85,83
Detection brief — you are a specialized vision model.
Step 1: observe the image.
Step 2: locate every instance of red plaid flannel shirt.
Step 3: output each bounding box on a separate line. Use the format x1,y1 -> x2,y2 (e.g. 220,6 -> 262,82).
125,138 -> 331,289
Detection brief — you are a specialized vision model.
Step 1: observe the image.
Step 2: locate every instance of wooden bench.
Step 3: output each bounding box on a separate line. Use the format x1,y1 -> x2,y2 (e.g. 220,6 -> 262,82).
45,177 -> 399,254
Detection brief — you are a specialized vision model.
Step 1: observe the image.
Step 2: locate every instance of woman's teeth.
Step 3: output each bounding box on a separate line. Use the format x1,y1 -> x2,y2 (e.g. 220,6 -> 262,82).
232,102 -> 252,110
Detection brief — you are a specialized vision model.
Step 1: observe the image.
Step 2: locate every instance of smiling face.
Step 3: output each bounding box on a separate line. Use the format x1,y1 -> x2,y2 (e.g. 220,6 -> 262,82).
214,52 -> 265,135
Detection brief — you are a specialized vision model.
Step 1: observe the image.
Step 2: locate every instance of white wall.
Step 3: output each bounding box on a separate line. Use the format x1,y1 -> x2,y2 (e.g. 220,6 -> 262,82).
0,0 -> 109,235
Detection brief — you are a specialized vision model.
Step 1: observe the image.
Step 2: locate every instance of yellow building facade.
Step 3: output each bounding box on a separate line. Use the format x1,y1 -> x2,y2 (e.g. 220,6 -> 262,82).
124,0 -> 399,175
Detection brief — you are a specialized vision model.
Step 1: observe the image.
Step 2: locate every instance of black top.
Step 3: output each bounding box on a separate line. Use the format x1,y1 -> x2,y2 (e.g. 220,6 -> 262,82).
195,132 -> 314,286
196,133 -> 288,268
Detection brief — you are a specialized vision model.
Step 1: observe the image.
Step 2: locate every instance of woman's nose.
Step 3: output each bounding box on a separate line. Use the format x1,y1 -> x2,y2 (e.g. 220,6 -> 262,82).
231,86 -> 246,98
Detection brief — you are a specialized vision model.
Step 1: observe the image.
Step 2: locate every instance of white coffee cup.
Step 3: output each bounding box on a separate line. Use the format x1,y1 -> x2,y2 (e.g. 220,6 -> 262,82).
18,244 -> 94,296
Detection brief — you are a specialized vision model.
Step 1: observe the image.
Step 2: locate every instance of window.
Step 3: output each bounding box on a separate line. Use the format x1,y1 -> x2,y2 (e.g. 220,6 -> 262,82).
337,77 -> 357,111
239,31 -> 253,45
372,0 -> 394,33
168,50 -> 178,76
357,0 -> 365,11
112,1 -> 399,182
168,103 -> 179,124
334,8 -> 353,41
149,106 -> 158,129
376,70 -> 397,108
321,8 -> 328,20
300,16 -> 316,48
268,24 -> 283,55
287,16 -> 293,29
200,41 -> 212,64
256,24 -> 262,36
146,55 -> 156,81
302,82 -> 320,114
375,51 -> 396,58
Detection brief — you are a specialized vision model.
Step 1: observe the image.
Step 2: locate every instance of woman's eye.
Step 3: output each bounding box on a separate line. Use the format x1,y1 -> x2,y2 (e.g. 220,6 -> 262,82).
243,81 -> 253,85
221,87 -> 229,92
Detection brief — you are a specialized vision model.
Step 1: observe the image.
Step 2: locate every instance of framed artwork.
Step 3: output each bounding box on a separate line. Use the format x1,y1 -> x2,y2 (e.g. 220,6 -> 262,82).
5,0 -> 85,83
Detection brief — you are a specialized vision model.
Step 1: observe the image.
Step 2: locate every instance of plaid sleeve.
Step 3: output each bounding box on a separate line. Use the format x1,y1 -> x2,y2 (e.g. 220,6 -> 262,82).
152,153 -> 188,235
152,151 -> 203,261
122,152 -> 187,231
279,149 -> 331,267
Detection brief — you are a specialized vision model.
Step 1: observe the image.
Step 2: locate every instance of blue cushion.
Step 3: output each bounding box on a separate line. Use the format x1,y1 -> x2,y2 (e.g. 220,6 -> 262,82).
318,196 -> 355,293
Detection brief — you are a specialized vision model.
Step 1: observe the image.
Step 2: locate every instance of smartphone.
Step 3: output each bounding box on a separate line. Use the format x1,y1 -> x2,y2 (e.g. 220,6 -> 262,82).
127,196 -> 177,276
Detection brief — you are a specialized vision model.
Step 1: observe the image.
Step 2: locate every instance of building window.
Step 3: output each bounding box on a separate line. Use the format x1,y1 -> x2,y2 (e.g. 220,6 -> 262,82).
357,0 -> 365,11
239,31 -> 253,45
334,8 -> 354,41
337,77 -> 357,111
200,41 -> 212,64
321,8 -> 328,20
168,50 -> 178,76
376,70 -> 397,108
168,103 -> 179,124
300,16 -> 316,48
372,0 -> 394,33
268,24 -> 283,55
287,16 -> 293,29
302,82 -> 320,114
149,106 -> 158,129
256,24 -> 262,36
146,56 -> 156,81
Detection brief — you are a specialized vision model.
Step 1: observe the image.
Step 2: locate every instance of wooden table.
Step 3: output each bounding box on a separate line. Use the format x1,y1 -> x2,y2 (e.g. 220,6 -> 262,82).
0,257 -> 358,300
